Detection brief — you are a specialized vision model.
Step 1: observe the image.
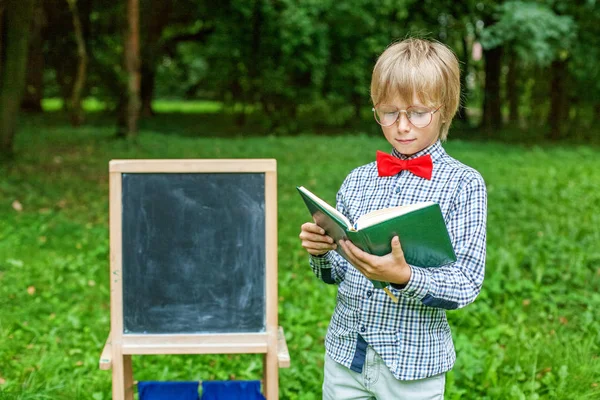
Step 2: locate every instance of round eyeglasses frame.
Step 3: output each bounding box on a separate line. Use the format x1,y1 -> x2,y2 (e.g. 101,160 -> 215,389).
372,104 -> 443,128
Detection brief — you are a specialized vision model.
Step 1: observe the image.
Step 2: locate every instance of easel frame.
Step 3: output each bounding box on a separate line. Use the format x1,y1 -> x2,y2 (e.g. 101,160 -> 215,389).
100,159 -> 289,400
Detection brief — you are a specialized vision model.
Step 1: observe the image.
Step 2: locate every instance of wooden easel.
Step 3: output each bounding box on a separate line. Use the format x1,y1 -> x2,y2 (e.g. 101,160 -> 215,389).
99,159 -> 289,400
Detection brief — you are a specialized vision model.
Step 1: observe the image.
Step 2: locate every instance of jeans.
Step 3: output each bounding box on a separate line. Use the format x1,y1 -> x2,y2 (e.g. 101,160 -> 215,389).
322,347 -> 445,400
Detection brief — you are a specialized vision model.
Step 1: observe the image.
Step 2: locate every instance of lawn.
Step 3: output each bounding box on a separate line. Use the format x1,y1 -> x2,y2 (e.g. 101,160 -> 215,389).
1,110 -> 599,399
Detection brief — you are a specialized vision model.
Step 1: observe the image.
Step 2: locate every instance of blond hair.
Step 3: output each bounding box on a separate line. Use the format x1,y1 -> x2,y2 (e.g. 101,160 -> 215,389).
370,38 -> 460,141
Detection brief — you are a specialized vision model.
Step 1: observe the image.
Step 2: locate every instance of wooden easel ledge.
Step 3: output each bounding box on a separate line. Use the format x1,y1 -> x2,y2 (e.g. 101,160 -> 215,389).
100,327 -> 291,370
277,326 -> 290,368
99,335 -> 112,370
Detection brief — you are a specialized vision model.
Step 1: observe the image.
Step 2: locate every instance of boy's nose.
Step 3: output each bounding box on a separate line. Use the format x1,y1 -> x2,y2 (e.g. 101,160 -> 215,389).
397,112 -> 411,132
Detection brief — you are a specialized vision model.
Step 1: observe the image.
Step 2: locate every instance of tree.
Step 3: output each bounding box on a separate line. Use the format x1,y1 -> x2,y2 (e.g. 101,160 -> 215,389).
67,0 -> 88,126
123,0 -> 140,137
140,0 -> 172,117
563,0 -> 600,138
21,0 -> 46,112
481,43 -> 503,132
479,2 -> 505,132
0,0 -> 35,160
321,0 -> 387,123
480,1 -> 575,136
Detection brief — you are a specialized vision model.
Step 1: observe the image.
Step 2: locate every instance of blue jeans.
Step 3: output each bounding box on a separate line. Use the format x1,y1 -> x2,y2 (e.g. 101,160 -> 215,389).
323,347 -> 445,400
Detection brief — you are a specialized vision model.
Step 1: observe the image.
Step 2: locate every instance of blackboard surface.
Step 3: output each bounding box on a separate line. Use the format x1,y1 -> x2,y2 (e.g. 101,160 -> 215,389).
121,173 -> 266,334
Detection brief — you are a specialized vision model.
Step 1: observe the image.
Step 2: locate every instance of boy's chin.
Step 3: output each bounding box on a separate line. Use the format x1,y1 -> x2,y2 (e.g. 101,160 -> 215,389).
392,138 -> 437,156
393,143 -> 425,157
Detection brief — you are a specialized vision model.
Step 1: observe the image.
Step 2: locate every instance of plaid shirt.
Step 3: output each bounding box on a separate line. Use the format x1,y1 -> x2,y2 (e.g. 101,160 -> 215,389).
309,140 -> 487,380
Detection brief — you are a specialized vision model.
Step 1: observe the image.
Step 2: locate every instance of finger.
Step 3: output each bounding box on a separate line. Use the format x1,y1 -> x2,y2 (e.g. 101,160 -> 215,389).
299,231 -> 335,244
390,236 -> 404,259
344,239 -> 378,265
304,243 -> 332,256
301,222 -> 326,235
340,240 -> 366,271
302,240 -> 337,252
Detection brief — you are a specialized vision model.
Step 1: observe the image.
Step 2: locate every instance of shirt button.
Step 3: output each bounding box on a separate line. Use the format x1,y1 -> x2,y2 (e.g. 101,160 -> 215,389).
360,326 -> 366,333
367,290 -> 373,297
395,187 -> 401,193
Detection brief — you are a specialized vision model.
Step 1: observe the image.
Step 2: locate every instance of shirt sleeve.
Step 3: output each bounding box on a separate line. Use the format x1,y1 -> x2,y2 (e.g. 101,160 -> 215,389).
309,252 -> 347,284
307,177 -> 353,285
394,174 -> 487,310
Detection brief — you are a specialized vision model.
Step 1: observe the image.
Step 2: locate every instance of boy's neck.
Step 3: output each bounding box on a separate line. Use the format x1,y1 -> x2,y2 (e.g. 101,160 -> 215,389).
392,140 -> 442,160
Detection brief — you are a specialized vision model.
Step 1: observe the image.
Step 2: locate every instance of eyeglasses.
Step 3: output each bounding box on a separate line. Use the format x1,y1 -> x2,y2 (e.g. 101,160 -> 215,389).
372,104 -> 443,128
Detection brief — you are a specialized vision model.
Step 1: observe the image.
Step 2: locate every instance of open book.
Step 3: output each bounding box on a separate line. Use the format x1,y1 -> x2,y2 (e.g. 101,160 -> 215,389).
297,186 -> 457,292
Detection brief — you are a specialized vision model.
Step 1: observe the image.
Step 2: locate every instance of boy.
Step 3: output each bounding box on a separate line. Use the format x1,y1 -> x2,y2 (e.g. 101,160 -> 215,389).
299,38 -> 487,399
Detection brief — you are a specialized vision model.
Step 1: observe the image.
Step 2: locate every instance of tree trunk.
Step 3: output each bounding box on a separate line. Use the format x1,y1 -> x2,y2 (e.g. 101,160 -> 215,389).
123,0 -> 140,138
506,47 -> 519,126
0,0 -> 35,160
140,66 -> 156,117
0,7 -> 3,83
481,46 -> 503,132
140,0 -> 172,117
548,59 -> 568,140
528,66 -> 545,128
21,0 -> 45,113
67,0 -> 87,126
456,36 -> 470,124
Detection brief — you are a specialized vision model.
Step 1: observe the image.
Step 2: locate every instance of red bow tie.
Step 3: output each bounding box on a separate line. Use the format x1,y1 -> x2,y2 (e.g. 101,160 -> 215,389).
376,151 -> 433,180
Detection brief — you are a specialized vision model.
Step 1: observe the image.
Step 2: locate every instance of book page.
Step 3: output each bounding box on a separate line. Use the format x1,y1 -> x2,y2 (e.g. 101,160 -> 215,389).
354,202 -> 435,230
297,186 -> 352,229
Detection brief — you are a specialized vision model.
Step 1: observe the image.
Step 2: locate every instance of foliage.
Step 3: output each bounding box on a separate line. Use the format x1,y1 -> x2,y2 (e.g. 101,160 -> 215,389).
1,109 -> 600,398
480,1 -> 575,67
566,0 -> 600,104
7,0 -> 590,145
198,0 -> 333,130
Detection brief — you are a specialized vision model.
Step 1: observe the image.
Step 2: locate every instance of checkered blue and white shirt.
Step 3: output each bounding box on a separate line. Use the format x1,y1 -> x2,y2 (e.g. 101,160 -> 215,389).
309,140 -> 487,380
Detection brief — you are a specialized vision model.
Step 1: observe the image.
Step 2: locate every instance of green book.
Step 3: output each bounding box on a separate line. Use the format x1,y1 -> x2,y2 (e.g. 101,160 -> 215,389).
297,186 -> 457,290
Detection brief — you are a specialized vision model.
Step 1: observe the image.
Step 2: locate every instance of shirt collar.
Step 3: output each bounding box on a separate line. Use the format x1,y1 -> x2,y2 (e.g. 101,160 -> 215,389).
391,140 -> 445,162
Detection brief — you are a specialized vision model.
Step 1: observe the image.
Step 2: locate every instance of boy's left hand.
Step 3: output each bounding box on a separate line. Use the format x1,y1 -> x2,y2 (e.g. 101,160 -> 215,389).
339,236 -> 411,285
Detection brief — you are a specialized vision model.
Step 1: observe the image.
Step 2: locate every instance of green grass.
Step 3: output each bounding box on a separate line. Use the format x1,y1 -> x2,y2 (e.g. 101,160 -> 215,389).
1,108 -> 600,399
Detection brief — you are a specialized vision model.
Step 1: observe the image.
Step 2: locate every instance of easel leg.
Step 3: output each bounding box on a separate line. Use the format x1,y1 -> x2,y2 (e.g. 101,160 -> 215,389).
124,355 -> 134,400
112,352 -> 134,400
264,351 -> 279,399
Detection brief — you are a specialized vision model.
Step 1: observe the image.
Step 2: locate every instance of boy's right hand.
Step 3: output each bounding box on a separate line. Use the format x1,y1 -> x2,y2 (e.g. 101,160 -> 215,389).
299,222 -> 337,256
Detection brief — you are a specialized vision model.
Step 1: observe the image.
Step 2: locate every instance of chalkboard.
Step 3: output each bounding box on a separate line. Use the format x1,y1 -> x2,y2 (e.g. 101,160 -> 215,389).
120,173 -> 266,334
